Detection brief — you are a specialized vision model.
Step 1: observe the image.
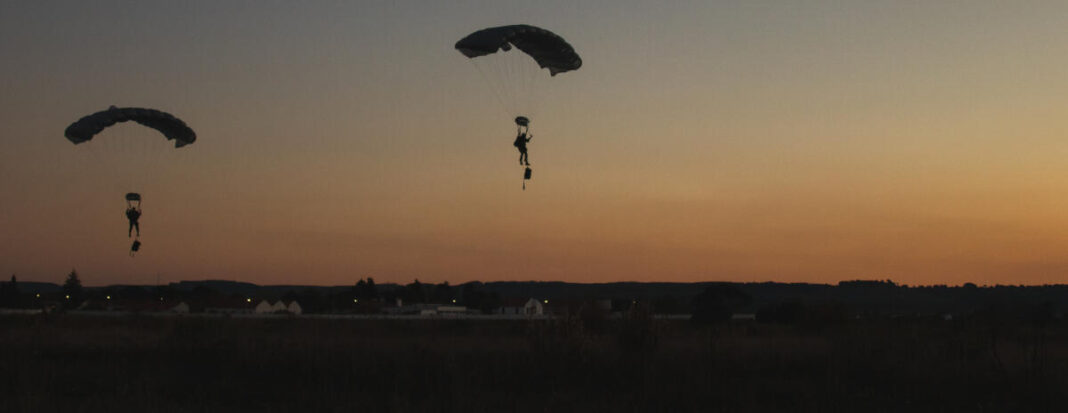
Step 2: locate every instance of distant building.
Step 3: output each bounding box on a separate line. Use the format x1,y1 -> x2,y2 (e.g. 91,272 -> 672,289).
254,300 -> 274,314
495,298 -> 528,315
495,298 -> 544,316
249,300 -> 302,315
170,302 -> 190,314
525,299 -> 545,316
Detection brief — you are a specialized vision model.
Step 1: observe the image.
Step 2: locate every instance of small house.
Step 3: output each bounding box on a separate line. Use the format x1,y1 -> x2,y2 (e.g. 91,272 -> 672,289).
254,300 -> 274,314
170,301 -> 190,314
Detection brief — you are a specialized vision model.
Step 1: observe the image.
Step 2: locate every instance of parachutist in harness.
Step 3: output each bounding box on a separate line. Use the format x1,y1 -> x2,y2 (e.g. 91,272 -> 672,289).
125,193 -> 141,238
513,116 -> 531,166
126,207 -> 141,238
514,132 -> 532,166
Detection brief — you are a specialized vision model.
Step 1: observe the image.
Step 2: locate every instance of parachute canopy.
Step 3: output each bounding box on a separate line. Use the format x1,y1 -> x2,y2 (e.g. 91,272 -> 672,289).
65,106 -> 196,148
455,25 -> 582,76
125,193 -> 141,202
515,116 -> 530,127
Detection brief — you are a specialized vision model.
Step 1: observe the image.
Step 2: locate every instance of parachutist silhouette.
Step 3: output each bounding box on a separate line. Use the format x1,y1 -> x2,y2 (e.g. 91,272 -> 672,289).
514,131 -> 532,166
126,207 -> 141,238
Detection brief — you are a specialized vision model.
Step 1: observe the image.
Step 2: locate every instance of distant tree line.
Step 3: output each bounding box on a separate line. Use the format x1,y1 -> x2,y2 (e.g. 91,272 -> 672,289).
3,274 -> 1066,323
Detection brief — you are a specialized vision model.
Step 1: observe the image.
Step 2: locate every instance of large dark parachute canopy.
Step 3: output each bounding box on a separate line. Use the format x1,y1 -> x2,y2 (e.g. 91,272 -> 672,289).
455,25 -> 582,76
64,106 -> 196,148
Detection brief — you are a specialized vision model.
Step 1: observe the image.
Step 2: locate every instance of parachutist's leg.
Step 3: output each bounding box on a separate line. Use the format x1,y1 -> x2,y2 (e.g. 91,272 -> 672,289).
129,222 -> 133,237
134,222 -> 140,237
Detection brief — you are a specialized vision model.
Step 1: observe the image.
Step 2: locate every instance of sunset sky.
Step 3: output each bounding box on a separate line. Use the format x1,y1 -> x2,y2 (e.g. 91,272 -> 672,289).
3,1 -> 1068,286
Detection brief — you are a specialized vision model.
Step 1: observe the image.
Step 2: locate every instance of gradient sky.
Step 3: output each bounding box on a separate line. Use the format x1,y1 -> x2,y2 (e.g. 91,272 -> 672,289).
3,1 -> 1068,286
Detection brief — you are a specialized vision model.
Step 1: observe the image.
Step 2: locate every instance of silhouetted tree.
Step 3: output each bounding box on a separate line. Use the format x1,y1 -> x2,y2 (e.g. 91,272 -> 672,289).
404,279 -> 427,304
352,278 -> 380,301
691,283 -> 752,324
62,269 -> 84,309
191,285 -> 220,300
354,279 -> 367,299
0,275 -> 19,308
366,277 -> 377,299
433,282 -> 453,304
460,282 -> 504,314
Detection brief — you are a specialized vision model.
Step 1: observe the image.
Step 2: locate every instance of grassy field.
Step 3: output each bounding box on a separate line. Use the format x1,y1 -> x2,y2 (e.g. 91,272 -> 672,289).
1,313 -> 1065,412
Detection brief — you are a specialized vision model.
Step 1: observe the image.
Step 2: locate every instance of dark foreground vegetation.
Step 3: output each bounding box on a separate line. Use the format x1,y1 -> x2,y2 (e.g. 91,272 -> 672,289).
2,312 -> 1066,412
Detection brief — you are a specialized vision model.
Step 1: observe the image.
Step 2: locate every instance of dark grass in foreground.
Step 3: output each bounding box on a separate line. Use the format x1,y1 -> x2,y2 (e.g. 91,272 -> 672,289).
1,314 -> 1066,412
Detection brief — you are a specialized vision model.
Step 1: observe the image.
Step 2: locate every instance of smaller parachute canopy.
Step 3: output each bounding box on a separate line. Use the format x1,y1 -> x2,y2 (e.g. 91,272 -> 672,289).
65,106 -> 196,148
455,25 -> 582,76
125,193 -> 141,202
515,116 -> 530,127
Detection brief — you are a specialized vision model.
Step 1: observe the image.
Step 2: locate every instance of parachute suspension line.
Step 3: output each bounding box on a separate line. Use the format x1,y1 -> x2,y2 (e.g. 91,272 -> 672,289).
493,51 -> 517,115
470,60 -> 510,116
519,53 -> 541,118
505,49 -> 521,114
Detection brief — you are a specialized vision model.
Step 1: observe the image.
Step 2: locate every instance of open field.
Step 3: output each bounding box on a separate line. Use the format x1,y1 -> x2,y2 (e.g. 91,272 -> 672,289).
2,314 -> 1066,412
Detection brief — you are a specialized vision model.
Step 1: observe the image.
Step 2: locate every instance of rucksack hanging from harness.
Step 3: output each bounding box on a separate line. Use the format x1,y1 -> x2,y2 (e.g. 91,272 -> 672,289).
522,167 -> 532,190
